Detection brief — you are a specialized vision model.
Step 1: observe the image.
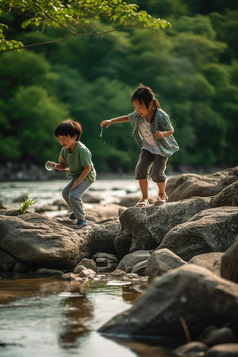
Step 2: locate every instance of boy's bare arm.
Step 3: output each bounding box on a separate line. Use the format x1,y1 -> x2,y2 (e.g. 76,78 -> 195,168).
51,157 -> 68,170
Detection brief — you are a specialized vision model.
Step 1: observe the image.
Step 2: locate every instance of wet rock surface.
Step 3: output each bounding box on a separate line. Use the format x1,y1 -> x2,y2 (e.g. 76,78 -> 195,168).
114,196 -> 211,257
166,166 -> 238,202
99,265 -> 238,339
158,206 -> 238,261
1,166 -> 238,356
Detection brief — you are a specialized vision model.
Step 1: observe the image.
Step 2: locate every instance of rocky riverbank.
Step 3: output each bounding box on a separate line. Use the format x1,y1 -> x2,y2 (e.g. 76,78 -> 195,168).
1,166 -> 238,357
0,162 -> 226,182
0,162 -> 136,181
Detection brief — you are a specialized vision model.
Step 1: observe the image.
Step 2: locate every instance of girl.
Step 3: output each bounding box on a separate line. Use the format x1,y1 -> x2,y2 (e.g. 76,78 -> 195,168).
100,84 -> 179,207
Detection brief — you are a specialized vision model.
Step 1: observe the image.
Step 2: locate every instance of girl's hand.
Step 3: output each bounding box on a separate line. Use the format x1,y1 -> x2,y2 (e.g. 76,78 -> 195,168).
100,120 -> 112,128
155,131 -> 164,139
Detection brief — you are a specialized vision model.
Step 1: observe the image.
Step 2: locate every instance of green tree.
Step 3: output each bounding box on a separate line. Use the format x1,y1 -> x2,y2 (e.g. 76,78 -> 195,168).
1,0 -> 238,172
6,85 -> 69,162
0,50 -> 69,162
0,50 -> 59,99
147,0 -> 189,18
0,0 -> 170,52
210,10 -> 238,60
51,64 -> 139,171
0,98 -> 21,160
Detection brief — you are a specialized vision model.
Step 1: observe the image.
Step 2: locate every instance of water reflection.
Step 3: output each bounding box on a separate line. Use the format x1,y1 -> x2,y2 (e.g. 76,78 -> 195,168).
122,284 -> 147,303
0,277 -> 87,304
0,277 -> 174,357
111,339 -> 174,357
0,277 -> 144,357
58,292 -> 94,348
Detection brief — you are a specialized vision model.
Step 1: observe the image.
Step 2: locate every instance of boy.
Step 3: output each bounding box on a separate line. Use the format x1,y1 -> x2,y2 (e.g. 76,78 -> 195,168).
53,119 -> 96,228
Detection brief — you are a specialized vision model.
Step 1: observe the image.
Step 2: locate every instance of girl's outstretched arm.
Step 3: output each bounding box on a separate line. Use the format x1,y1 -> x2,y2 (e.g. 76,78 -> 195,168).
100,115 -> 130,128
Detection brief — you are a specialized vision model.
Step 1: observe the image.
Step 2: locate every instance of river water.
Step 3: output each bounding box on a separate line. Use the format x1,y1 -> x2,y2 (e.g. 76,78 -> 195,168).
0,179 -> 174,357
0,178 -> 158,210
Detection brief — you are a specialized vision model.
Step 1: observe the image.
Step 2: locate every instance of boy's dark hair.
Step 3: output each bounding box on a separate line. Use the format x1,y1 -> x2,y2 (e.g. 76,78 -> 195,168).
54,119 -> 82,141
131,84 -> 161,109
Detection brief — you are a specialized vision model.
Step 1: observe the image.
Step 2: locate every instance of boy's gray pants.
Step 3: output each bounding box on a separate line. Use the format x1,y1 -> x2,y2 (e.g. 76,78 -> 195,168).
62,179 -> 93,220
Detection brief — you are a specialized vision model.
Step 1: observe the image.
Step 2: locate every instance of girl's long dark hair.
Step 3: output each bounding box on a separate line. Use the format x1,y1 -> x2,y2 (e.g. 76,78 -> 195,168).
131,84 -> 161,109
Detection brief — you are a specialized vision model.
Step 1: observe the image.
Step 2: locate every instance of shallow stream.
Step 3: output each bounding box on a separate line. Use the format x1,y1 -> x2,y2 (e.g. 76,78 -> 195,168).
0,178 -> 158,210
0,179 -> 174,357
0,276 -> 174,357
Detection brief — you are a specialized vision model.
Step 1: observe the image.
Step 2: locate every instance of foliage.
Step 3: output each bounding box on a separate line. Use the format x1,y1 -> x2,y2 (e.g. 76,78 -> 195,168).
18,198 -> 37,215
0,50 -> 69,163
0,0 -> 237,172
0,0 -> 170,52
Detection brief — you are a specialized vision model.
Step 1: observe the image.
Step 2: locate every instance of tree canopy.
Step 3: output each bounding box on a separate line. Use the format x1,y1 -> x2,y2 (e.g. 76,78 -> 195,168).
0,0 -> 238,173
0,0 -> 170,52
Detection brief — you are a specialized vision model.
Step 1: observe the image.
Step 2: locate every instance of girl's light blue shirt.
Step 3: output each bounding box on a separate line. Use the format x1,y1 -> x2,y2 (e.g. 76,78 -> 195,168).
127,109 -> 179,157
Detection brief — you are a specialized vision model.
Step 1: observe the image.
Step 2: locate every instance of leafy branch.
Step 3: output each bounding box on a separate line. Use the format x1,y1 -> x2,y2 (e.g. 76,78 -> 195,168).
0,0 -> 171,53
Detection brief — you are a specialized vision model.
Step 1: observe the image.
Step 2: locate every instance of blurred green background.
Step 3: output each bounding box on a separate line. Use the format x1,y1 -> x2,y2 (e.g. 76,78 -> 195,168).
0,0 -> 238,173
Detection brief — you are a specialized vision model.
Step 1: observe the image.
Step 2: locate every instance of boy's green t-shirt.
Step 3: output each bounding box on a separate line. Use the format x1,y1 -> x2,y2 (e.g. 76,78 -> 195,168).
59,141 -> 96,182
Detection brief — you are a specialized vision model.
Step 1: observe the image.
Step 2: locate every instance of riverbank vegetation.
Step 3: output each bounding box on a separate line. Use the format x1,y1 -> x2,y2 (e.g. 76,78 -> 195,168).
0,0 -> 237,173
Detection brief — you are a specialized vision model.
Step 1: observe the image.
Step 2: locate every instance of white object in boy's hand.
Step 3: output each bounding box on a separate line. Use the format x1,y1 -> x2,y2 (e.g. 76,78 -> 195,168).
45,161 -> 56,171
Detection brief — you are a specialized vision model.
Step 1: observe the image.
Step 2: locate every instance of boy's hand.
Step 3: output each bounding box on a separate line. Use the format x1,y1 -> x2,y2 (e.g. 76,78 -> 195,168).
100,120 -> 112,128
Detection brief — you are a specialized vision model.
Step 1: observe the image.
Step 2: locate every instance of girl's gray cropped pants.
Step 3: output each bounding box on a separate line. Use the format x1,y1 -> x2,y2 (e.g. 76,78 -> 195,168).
135,148 -> 168,183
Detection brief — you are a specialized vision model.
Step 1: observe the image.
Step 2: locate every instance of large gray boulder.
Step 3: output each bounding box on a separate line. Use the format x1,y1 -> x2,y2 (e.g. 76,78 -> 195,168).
99,265 -> 238,341
131,260 -> 148,276
211,180 -> 238,208
166,167 -> 238,202
220,235 -> 238,283
76,220 -> 120,261
204,344 -> 238,356
114,197 -> 211,257
85,203 -> 127,222
173,342 -> 208,356
116,250 -> 150,273
54,214 -> 120,261
0,213 -> 84,270
36,203 -> 126,222
145,248 -> 187,278
200,326 -> 236,347
93,253 -> 119,272
189,252 -> 223,276
0,250 -> 18,272
158,207 -> 238,261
